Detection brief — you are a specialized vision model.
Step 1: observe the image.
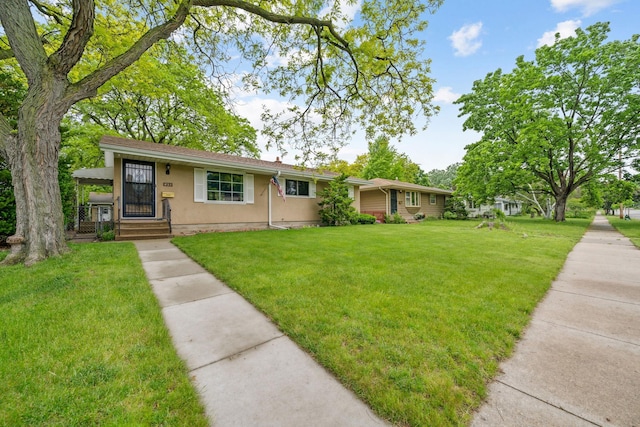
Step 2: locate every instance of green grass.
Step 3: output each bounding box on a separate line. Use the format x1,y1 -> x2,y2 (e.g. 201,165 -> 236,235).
173,217 -> 590,426
0,243 -> 208,426
607,216 -> 640,247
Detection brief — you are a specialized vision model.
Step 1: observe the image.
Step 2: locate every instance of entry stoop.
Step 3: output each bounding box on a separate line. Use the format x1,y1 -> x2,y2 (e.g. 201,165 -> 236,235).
116,220 -> 172,241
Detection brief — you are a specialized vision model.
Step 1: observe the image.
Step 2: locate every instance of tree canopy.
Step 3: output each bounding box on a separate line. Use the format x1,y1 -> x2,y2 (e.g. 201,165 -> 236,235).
427,162 -> 458,190
71,41 -> 258,157
455,22 -> 640,221
323,136 -> 430,185
0,0 -> 443,265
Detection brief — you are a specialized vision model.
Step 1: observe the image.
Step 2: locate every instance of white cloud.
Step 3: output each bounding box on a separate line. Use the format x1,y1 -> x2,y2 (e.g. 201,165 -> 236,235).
550,0 -> 618,16
320,0 -> 362,30
449,22 -> 483,57
537,20 -> 581,47
433,87 -> 461,104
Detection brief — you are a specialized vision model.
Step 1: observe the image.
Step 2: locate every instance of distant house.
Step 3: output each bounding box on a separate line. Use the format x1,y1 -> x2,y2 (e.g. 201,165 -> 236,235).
72,136 -> 369,239
359,178 -> 453,222
466,197 -> 523,218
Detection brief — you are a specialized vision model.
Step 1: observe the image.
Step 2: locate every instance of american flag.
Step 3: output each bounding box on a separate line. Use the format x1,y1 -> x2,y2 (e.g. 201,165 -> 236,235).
270,175 -> 286,202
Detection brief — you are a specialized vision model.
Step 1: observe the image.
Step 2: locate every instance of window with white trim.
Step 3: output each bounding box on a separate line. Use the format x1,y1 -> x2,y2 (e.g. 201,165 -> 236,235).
405,191 -> 421,207
430,194 -> 437,205
208,171 -> 243,201
194,169 -> 253,203
285,179 -> 310,196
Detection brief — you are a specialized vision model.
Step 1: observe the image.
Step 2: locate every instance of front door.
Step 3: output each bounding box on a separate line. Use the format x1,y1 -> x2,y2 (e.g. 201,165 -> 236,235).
390,189 -> 398,214
123,160 -> 155,217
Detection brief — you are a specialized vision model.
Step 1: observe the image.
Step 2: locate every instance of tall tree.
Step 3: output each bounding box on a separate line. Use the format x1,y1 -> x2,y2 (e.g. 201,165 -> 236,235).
0,0 -> 442,265
455,23 -> 640,221
427,162 -> 459,190
360,136 -> 426,184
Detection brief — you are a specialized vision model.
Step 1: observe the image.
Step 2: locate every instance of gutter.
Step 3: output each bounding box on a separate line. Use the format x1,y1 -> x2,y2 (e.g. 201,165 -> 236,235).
100,143 -> 369,186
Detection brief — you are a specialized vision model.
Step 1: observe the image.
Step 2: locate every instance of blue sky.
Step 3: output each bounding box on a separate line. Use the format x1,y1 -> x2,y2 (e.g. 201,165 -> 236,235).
237,0 -> 640,171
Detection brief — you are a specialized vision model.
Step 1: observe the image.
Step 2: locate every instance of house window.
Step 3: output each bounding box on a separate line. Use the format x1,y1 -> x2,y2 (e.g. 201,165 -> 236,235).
285,179 -> 310,196
207,171 -> 244,202
405,191 -> 421,207
430,194 -> 437,205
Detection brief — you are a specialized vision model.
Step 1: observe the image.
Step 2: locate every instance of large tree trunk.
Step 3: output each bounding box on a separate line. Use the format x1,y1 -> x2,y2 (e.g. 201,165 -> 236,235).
554,192 -> 568,222
3,76 -> 70,266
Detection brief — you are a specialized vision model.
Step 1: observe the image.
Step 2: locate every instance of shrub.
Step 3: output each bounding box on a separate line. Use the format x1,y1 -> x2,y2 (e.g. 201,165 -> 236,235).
353,213 -> 376,224
443,211 -> 457,220
567,198 -> 595,218
492,208 -> 507,222
414,213 -> 426,221
444,197 -> 468,220
318,174 -> 357,226
100,230 -> 115,241
384,213 -> 406,224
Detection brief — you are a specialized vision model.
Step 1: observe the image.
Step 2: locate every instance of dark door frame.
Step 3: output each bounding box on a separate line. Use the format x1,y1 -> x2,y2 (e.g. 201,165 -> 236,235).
390,189 -> 398,214
122,159 -> 156,218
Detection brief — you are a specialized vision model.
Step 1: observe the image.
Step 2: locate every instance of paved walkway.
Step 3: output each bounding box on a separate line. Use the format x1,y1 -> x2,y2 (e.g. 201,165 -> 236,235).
133,239 -> 387,427
472,215 -> 640,426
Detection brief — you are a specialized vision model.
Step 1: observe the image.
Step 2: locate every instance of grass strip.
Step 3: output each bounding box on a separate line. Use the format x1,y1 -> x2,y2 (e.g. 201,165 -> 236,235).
0,243 -> 208,426
607,216 -> 640,248
174,217 -> 589,426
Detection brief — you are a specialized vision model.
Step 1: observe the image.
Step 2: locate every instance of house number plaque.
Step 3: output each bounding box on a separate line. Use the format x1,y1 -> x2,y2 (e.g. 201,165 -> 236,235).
163,182 -> 173,187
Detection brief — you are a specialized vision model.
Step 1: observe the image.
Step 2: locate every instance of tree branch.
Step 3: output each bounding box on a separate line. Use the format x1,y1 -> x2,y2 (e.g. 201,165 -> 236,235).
65,0 -> 192,105
28,0 -> 65,25
49,0 -> 95,76
0,0 -> 48,83
194,0 -> 359,77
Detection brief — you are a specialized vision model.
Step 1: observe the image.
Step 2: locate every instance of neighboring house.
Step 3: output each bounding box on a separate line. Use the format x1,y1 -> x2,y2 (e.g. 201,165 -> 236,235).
466,197 -> 523,218
72,136 -> 369,238
359,178 -> 453,222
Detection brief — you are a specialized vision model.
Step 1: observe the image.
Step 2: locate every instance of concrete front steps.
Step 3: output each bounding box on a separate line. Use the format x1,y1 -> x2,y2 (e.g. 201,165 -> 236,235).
116,220 -> 172,241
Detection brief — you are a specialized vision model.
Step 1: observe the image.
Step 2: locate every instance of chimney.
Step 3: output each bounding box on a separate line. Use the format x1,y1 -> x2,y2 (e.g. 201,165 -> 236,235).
275,157 -> 282,164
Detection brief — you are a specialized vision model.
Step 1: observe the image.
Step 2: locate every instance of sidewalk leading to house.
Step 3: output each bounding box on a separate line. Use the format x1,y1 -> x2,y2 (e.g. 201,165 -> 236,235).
133,239 -> 388,427
472,214 -> 640,427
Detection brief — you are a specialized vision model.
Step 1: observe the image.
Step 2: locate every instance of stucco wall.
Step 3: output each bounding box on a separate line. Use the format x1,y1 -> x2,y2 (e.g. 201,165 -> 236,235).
113,158 -> 359,232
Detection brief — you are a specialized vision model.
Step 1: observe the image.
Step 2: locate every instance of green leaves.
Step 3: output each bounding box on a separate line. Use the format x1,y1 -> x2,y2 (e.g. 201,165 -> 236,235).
455,22 -> 640,221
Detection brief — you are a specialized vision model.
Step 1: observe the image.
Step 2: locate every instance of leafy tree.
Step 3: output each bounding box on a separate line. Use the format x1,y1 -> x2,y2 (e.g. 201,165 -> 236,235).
322,157 -> 367,178
360,136 -> 427,184
72,41 -> 259,157
0,0 -> 442,265
601,176 -> 637,215
317,174 -> 356,226
443,196 -> 468,220
455,23 -> 640,222
427,162 -> 459,190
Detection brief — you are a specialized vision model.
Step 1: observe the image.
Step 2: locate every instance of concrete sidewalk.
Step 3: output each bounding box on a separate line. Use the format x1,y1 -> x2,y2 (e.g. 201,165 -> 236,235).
472,215 -> 640,426
133,239 -> 387,427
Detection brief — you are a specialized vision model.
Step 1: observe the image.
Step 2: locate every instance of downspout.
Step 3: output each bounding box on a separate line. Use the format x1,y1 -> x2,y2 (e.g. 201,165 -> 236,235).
378,187 -> 389,216
268,173 -> 288,230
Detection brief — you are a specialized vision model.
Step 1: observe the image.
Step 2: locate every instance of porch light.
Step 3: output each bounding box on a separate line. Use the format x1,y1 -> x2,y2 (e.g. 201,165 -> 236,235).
165,163 -> 171,175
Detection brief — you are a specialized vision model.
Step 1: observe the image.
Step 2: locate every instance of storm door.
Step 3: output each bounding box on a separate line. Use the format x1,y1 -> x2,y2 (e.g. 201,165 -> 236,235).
390,189 -> 398,214
122,160 -> 155,217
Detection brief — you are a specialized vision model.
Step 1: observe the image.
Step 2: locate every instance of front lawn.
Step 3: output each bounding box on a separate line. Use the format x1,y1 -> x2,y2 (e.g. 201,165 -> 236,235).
174,217 -> 590,426
0,243 -> 208,426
